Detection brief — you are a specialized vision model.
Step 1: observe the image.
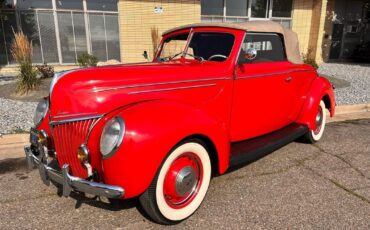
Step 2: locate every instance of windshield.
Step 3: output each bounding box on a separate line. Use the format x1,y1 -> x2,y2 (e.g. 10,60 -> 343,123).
158,32 -> 235,62
159,33 -> 190,61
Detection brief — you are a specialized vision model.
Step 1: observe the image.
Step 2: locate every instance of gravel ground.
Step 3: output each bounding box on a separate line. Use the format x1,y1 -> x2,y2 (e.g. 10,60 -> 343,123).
0,76 -> 16,86
318,63 -> 370,105
0,63 -> 369,134
0,98 -> 37,134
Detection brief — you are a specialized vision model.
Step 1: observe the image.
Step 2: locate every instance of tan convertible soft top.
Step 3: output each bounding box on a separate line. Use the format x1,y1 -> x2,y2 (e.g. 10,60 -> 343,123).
163,21 -> 303,64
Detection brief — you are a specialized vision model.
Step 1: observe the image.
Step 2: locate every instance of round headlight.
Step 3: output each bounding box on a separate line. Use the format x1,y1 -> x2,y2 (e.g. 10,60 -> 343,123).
33,98 -> 48,127
100,117 -> 125,158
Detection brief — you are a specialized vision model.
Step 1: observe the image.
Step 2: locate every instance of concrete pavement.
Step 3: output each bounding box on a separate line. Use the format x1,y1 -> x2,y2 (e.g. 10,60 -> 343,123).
0,118 -> 369,228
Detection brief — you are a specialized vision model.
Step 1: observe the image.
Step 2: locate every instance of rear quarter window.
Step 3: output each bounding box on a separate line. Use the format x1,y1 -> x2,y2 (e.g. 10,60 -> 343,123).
239,33 -> 286,64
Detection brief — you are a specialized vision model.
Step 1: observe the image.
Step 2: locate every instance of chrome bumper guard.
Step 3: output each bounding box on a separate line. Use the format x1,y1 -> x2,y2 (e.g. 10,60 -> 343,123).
24,146 -> 124,199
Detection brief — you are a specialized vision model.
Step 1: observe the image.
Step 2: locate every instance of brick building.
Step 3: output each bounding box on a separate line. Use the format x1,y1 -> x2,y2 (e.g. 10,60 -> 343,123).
0,0 -> 369,72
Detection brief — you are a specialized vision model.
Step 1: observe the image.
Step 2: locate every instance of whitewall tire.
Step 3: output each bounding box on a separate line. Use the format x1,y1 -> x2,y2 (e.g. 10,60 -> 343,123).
139,140 -> 212,224
302,100 -> 327,143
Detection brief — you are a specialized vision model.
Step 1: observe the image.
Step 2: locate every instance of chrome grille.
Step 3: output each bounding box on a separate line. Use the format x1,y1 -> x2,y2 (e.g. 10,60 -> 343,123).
52,118 -> 98,178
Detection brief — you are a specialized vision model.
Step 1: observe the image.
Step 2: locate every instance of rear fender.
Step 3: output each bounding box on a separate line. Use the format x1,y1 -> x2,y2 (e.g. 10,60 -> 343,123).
297,77 -> 335,130
101,100 -> 230,198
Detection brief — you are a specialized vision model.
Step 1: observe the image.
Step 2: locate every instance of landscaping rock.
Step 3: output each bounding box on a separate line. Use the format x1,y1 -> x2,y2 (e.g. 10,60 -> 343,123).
318,63 -> 370,105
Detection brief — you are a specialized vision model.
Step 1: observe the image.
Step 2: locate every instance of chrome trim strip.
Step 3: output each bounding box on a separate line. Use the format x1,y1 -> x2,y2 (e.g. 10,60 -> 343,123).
53,112 -> 100,119
92,77 -> 229,93
237,69 -> 308,80
128,83 -> 217,95
50,115 -> 103,126
85,116 -> 103,143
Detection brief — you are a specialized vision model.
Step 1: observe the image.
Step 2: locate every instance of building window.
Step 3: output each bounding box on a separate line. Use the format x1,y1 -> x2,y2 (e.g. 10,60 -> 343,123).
1,11 -> 18,64
226,0 -> 248,17
272,0 -> 292,18
58,12 -> 88,63
17,0 -> 53,9
3,0 -> 15,9
20,11 -> 43,63
0,0 -> 120,66
56,0 -> 83,10
201,0 -> 224,16
251,0 -> 268,18
201,0 -> 292,28
87,0 -> 118,11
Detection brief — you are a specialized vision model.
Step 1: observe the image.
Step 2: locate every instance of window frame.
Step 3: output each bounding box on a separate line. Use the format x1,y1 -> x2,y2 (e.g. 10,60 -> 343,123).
0,0 -> 120,66
238,32 -> 287,64
201,0 -> 293,29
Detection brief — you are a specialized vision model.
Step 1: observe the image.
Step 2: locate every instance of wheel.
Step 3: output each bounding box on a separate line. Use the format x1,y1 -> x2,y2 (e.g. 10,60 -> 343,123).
139,140 -> 212,225
302,100 -> 327,143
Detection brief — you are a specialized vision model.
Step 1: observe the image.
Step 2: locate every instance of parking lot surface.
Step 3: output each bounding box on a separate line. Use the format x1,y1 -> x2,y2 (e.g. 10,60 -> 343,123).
0,119 -> 369,229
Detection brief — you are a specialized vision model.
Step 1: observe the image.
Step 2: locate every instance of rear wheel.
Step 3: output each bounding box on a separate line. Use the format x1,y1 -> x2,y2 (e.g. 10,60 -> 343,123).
139,140 -> 211,225
302,100 -> 327,143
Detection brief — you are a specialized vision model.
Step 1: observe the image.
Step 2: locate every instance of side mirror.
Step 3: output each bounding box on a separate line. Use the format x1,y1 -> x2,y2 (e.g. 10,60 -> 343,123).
143,50 -> 149,60
244,48 -> 257,60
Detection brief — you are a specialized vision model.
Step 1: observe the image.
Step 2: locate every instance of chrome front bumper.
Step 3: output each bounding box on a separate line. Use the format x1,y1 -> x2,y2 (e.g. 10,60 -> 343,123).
24,146 -> 124,199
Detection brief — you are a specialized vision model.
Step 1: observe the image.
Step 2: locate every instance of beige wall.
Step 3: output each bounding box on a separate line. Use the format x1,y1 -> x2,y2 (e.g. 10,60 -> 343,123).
118,0 -> 201,63
292,0 -> 333,63
292,0 -> 314,57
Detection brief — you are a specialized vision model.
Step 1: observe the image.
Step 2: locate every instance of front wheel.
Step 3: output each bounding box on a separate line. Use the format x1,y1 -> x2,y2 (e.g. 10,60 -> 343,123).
302,100 -> 327,143
139,140 -> 211,225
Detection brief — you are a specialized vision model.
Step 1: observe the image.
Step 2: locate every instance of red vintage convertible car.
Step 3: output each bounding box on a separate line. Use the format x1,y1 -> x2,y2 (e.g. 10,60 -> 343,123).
25,21 -> 335,224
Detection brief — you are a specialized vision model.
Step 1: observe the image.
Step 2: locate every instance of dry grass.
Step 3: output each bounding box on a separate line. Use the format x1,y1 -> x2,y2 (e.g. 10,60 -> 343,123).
11,31 -> 33,63
10,31 -> 39,94
151,27 -> 160,59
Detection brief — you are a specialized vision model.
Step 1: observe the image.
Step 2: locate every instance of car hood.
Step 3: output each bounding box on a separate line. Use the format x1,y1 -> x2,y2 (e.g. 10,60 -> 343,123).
49,61 -> 231,120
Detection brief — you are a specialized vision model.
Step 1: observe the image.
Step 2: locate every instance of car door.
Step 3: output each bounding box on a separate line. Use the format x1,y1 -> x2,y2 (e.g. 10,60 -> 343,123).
230,33 -> 296,141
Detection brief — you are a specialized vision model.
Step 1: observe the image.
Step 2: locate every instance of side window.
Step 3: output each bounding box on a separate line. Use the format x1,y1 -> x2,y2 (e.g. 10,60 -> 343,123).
238,33 -> 286,64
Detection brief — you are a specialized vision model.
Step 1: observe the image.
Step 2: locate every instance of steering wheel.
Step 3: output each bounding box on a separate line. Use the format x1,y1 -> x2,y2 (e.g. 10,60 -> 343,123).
208,54 -> 228,61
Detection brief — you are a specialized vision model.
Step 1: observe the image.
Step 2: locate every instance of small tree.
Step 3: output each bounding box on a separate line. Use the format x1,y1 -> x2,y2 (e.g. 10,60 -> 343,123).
77,52 -> 98,67
11,31 -> 39,94
151,26 -> 160,59
302,48 -> 319,69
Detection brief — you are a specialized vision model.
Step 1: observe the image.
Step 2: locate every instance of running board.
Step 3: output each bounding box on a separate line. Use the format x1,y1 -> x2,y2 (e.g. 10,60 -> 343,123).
229,123 -> 308,169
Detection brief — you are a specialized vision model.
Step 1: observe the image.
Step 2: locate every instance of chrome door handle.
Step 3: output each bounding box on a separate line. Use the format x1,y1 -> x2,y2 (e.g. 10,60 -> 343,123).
285,76 -> 293,82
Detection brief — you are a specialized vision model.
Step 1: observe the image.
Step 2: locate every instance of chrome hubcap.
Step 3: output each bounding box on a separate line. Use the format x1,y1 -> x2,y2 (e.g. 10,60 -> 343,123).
316,109 -> 323,127
163,152 -> 203,208
314,107 -> 323,135
175,166 -> 197,196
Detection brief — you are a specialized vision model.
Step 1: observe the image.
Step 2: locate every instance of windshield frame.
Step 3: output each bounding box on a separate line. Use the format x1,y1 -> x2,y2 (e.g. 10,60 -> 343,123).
155,29 -> 191,62
155,28 -> 236,63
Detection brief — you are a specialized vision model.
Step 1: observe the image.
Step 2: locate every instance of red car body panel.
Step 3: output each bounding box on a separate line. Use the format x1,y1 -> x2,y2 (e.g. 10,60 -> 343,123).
296,76 -> 336,130
36,26 -> 335,199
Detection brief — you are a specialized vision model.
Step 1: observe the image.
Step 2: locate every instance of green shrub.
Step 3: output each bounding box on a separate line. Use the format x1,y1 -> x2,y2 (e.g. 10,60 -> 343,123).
16,61 -> 39,94
36,63 -> 54,78
11,31 -> 39,94
77,53 -> 98,67
302,49 -> 319,69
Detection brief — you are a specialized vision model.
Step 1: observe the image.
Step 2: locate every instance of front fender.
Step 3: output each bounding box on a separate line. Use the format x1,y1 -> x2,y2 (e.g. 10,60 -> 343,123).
297,76 -> 335,130
101,100 -> 230,198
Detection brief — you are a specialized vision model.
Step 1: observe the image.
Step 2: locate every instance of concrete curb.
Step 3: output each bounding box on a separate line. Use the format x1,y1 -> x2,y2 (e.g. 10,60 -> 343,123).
335,103 -> 370,115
